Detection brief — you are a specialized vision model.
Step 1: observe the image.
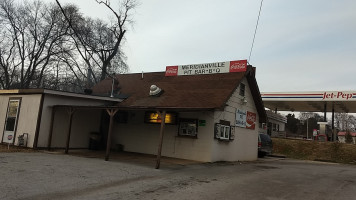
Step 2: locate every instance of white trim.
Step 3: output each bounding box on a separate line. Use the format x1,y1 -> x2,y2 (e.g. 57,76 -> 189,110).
0,89 -> 122,102
43,89 -> 123,102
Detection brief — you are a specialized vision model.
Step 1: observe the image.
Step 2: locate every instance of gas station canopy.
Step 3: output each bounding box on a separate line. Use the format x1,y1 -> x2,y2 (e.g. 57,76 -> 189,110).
261,91 -> 356,113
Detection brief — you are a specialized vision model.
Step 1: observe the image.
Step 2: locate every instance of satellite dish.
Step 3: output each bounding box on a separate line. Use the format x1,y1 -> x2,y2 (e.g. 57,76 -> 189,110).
149,85 -> 162,96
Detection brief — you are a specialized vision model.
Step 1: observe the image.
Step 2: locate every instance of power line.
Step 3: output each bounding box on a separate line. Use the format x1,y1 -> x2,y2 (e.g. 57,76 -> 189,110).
248,0 -> 264,63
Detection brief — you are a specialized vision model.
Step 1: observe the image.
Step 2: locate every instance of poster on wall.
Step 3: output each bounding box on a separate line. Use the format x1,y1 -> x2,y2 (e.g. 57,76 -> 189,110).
246,111 -> 256,130
235,109 -> 247,128
3,133 -> 14,144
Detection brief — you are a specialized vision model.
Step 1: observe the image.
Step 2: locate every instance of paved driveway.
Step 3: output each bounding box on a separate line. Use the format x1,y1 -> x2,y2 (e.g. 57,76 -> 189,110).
1,152 -> 356,200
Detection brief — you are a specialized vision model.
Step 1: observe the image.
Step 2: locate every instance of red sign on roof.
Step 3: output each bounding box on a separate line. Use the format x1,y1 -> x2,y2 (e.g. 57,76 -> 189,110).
165,66 -> 178,76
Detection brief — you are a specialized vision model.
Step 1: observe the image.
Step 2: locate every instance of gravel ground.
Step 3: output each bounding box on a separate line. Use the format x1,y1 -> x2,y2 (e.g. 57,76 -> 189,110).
0,152 -> 163,200
1,152 -> 356,200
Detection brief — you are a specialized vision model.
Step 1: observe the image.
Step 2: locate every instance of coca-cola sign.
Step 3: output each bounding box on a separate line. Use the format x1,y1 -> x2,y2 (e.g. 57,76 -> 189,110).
165,66 -> 178,76
165,60 -> 247,76
246,111 -> 256,130
229,60 -> 247,72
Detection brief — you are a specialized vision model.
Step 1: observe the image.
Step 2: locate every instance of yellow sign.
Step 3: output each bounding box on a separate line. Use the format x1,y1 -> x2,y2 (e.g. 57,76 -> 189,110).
144,111 -> 177,124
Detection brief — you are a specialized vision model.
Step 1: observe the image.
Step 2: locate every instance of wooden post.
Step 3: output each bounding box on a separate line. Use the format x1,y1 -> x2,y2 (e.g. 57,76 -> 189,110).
65,108 -> 75,154
105,108 -> 118,161
155,110 -> 166,169
47,107 -> 56,151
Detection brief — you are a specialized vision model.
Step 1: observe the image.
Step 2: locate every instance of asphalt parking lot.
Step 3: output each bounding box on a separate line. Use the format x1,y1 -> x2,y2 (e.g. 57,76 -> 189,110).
1,152 -> 356,200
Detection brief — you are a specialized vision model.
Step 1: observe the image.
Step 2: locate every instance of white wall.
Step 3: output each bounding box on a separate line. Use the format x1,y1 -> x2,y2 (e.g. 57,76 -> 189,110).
112,110 -> 215,162
110,77 -> 261,162
0,94 -> 42,147
0,96 -> 9,141
338,136 -> 356,144
37,94 -> 107,148
269,118 -> 286,137
211,77 -> 259,162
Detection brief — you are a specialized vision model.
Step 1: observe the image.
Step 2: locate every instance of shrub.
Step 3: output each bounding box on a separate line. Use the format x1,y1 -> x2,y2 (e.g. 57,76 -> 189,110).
345,130 -> 353,144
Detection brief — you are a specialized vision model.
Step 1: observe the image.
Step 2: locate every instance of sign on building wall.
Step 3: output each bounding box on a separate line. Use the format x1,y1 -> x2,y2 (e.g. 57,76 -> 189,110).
165,60 -> 247,76
235,109 -> 247,128
246,111 -> 256,130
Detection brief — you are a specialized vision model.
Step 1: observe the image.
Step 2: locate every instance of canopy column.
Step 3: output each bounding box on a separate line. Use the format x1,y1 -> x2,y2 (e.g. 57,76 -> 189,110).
332,103 -> 335,141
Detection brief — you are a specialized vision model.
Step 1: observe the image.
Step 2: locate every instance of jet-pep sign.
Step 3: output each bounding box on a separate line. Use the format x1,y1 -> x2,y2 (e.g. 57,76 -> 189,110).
323,92 -> 353,100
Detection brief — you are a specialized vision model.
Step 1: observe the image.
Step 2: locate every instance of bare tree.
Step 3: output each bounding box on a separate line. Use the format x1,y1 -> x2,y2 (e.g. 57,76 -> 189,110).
0,0 -> 72,89
56,0 -> 135,85
0,0 -> 134,91
335,113 -> 356,131
0,24 -> 18,89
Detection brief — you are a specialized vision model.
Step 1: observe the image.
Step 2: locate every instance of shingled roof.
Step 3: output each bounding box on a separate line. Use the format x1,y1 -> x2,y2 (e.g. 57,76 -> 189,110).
92,65 -> 266,122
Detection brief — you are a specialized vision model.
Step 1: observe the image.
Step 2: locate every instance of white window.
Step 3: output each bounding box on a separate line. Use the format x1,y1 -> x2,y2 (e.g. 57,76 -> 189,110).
220,125 -> 230,140
214,123 -> 232,141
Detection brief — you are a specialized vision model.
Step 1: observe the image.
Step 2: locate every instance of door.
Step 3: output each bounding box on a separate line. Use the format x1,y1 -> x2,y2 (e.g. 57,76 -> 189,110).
2,99 -> 21,144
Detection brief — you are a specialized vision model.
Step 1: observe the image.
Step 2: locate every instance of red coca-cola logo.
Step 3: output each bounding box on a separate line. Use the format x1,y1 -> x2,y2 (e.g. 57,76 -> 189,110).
229,60 -> 247,72
246,111 -> 256,130
165,66 -> 178,76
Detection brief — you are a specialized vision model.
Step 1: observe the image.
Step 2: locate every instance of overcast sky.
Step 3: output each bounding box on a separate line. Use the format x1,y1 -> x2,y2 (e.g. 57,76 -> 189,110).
54,0 -> 356,92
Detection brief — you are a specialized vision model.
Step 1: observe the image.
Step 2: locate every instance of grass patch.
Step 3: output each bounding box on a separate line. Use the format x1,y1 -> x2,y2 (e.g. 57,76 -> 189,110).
273,138 -> 356,164
0,144 -> 37,153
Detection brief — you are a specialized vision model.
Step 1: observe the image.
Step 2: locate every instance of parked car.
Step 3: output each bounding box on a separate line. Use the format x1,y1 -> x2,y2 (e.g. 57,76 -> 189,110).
258,133 -> 273,157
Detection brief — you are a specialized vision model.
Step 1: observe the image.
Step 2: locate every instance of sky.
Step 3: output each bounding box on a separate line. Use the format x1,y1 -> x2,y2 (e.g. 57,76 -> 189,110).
52,0 -> 356,92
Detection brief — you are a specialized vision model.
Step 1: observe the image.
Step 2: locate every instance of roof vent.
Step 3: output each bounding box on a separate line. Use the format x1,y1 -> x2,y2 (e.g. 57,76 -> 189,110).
149,85 -> 162,96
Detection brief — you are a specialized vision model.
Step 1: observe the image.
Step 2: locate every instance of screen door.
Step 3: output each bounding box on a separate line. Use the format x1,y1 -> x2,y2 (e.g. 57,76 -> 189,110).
2,99 -> 21,144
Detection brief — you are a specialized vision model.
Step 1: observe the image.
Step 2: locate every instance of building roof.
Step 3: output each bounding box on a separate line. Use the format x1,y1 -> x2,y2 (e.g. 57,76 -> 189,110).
0,89 -> 122,102
92,66 -> 266,122
338,132 -> 356,137
266,110 -> 287,123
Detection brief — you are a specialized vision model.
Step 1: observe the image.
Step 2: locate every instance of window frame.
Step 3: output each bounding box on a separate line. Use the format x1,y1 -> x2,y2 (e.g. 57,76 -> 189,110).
239,83 -> 246,96
2,97 -> 22,144
214,122 -> 233,141
178,118 -> 198,138
219,124 -> 231,140
272,123 -> 277,131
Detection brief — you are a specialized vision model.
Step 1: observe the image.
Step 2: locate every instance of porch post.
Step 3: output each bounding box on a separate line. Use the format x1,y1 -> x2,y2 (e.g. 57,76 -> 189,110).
47,107 -> 56,150
65,107 -> 75,154
155,110 -> 166,169
105,108 -> 118,161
